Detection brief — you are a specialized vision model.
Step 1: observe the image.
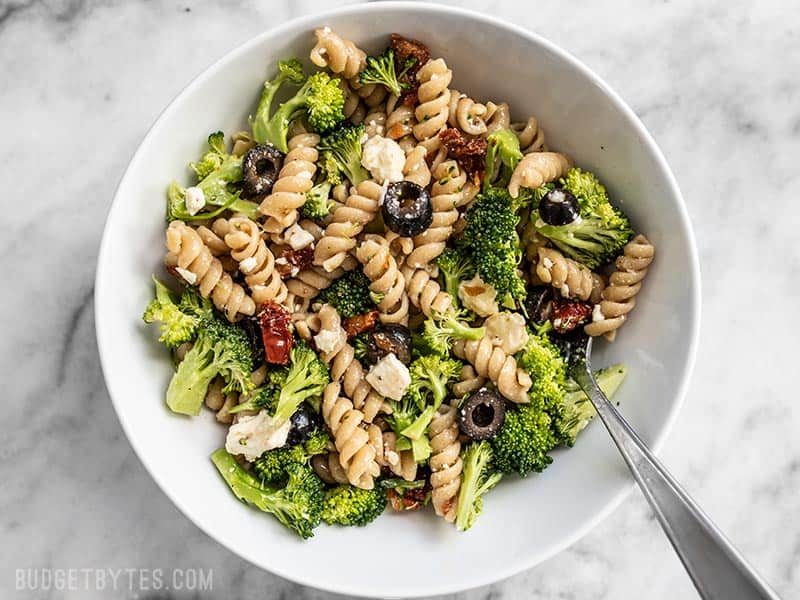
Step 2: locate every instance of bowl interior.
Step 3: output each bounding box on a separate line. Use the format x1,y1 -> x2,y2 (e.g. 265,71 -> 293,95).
96,3 -> 700,597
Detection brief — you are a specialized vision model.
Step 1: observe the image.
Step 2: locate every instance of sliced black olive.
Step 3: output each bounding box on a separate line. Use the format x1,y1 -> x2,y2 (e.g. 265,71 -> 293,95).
458,388 -> 506,440
286,403 -> 320,447
241,144 -> 284,197
549,329 -> 589,365
239,315 -> 265,364
382,181 -> 433,237
364,324 -> 413,365
539,188 -> 580,226
524,285 -> 554,325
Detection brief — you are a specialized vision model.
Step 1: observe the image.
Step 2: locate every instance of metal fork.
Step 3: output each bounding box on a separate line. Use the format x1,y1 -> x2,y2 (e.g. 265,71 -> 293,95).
568,334 -> 780,600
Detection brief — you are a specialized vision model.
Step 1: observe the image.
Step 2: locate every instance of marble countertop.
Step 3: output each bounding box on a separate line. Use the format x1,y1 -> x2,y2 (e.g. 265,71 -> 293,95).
2,0 -> 798,598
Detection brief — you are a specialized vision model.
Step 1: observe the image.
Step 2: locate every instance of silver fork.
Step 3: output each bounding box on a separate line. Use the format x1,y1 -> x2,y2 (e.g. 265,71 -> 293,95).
568,334 -> 780,600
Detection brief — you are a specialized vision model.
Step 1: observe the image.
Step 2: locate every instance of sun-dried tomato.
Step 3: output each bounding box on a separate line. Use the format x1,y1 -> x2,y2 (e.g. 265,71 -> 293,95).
258,302 -> 293,365
275,246 -> 313,278
386,486 -> 428,512
390,34 -> 429,107
342,310 -> 380,340
551,299 -> 593,334
439,127 -> 487,177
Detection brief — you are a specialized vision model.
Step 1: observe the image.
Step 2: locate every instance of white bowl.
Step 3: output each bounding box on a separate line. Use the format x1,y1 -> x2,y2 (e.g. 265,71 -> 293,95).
95,2 -> 701,597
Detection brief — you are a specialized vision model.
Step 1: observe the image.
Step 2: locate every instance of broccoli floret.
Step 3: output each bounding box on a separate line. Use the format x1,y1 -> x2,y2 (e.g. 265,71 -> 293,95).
358,48 -> 416,97
558,364 -> 627,445
164,312 -> 255,416
386,391 -> 431,463
301,180 -> 333,220
229,368 -> 286,414
490,403 -> 558,476
167,132 -> 259,222
422,310 -> 485,356
212,449 -> 323,539
534,168 -> 633,269
456,441 -> 503,531
143,281 -> 254,416
483,128 -> 523,191
320,484 -> 387,527
461,187 -> 526,305
316,269 -> 375,318
270,341 -> 329,423
252,428 -> 331,484
142,277 -> 202,347
251,63 -> 344,152
318,123 -> 369,186
516,329 -> 568,412
352,332 -> 368,361
435,248 -> 475,308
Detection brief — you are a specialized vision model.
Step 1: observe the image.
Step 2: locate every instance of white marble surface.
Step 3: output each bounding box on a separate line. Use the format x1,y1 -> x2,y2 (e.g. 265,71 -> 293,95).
2,0 -> 799,598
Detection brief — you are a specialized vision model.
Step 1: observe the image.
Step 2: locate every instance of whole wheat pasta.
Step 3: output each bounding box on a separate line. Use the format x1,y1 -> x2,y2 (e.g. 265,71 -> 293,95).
448,89 -> 488,136
452,365 -> 487,398
429,404 -> 462,522
413,58 -> 452,154
401,263 -> 452,318
368,424 -> 417,482
452,337 -> 532,404
508,152 -> 572,198
356,236 -> 410,325
536,247 -> 605,303
511,116 -> 547,154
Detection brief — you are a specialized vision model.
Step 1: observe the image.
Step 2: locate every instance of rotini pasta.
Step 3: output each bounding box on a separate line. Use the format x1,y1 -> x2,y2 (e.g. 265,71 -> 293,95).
584,234 -> 654,341
429,404 -> 462,522
452,337 -> 532,404
508,151 -> 572,198
356,236 -> 410,325
448,89 -> 488,136
368,424 -> 417,481
310,26 -> 366,79
165,220 -> 255,321
401,263 -> 452,318
413,58 -> 452,154
536,247 -> 605,303
511,116 -> 547,154
452,365 -> 487,398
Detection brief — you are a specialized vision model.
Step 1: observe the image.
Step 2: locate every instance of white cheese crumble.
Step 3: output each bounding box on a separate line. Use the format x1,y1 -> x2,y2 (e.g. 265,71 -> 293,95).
174,267 -> 197,285
224,410 -> 291,461
542,256 -> 554,269
485,312 -> 529,354
314,328 -> 344,354
592,304 -> 606,322
366,354 -> 411,401
240,256 -> 258,274
458,275 -> 500,317
184,186 -> 206,216
284,223 -> 315,250
361,135 -> 405,184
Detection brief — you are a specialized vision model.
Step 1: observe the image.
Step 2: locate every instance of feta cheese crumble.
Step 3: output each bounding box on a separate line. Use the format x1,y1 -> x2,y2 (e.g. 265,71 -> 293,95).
240,256 -> 257,274
366,354 -> 411,401
174,267 -> 197,285
224,410 -> 291,461
361,136 -> 405,184
284,223 -> 315,250
184,186 -> 205,216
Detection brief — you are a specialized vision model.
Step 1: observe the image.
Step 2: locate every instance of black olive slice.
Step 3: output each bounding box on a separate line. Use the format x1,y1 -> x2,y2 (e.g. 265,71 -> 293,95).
364,324 -> 413,365
286,403 -> 320,447
242,144 -> 284,197
458,388 -> 506,440
382,181 -> 433,237
538,188 -> 580,226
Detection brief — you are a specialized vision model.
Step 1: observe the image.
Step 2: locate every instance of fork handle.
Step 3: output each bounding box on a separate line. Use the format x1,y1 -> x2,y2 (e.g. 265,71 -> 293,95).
572,366 -> 780,600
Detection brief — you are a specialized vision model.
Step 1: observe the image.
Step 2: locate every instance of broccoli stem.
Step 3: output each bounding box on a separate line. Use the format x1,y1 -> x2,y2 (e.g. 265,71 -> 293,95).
165,342 -> 217,416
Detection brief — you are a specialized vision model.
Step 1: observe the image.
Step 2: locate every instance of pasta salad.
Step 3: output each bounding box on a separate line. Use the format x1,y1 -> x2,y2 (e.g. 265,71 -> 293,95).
143,28 -> 654,538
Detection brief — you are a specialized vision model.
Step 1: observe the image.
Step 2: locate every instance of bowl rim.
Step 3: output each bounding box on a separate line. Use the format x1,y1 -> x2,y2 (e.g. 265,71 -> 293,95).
95,2 -> 702,596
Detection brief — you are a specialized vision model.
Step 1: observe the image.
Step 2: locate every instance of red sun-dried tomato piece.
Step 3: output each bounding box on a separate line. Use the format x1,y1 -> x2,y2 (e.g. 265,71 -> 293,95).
258,302 -> 293,365
551,299 -> 593,333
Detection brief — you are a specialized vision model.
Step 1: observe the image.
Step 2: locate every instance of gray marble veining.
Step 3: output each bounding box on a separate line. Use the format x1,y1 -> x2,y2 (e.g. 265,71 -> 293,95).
2,0 -> 799,598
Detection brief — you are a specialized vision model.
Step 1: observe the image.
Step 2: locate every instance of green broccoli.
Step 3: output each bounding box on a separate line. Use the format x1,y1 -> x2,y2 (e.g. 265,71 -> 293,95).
422,310 -> 485,356
456,441 -> 503,531
166,132 -> 259,222
534,168 -> 633,269
320,484 -> 387,527
352,332 -> 369,361
460,187 -> 526,305
358,48 -> 416,97
251,61 -> 344,152
300,180 -> 333,220
515,329 -> 568,412
435,248 -> 475,308
143,282 -> 254,416
315,269 -> 376,318
318,123 -> 369,186
558,364 -> 627,445
483,128 -> 523,191
211,449 -> 324,539
262,341 -> 330,423
490,402 -> 559,476
228,368 -> 287,414
142,277 -> 201,347
252,428 -> 331,484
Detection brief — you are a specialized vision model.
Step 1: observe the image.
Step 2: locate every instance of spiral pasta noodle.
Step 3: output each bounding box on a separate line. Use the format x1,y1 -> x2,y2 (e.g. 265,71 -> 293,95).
221,217 -> 288,307
405,160 -> 463,269
511,116 -> 547,154
448,89 -> 488,136
368,424 -> 417,482
508,152 -> 572,199
402,145 -> 431,188
429,404 -> 462,522
356,236 -> 409,325
259,132 -> 320,234
413,58 -> 452,154
401,263 -> 452,318
536,247 -> 605,303
363,107 -> 387,138
322,381 -> 380,489
340,78 -> 366,124
452,338 -> 532,404
165,221 -> 255,321
317,304 -> 385,423
314,180 -> 383,272
311,452 -> 350,485
584,234 -> 654,341
310,27 -> 366,80
452,365 -> 487,398
483,101 -> 510,135
385,95 -> 417,150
